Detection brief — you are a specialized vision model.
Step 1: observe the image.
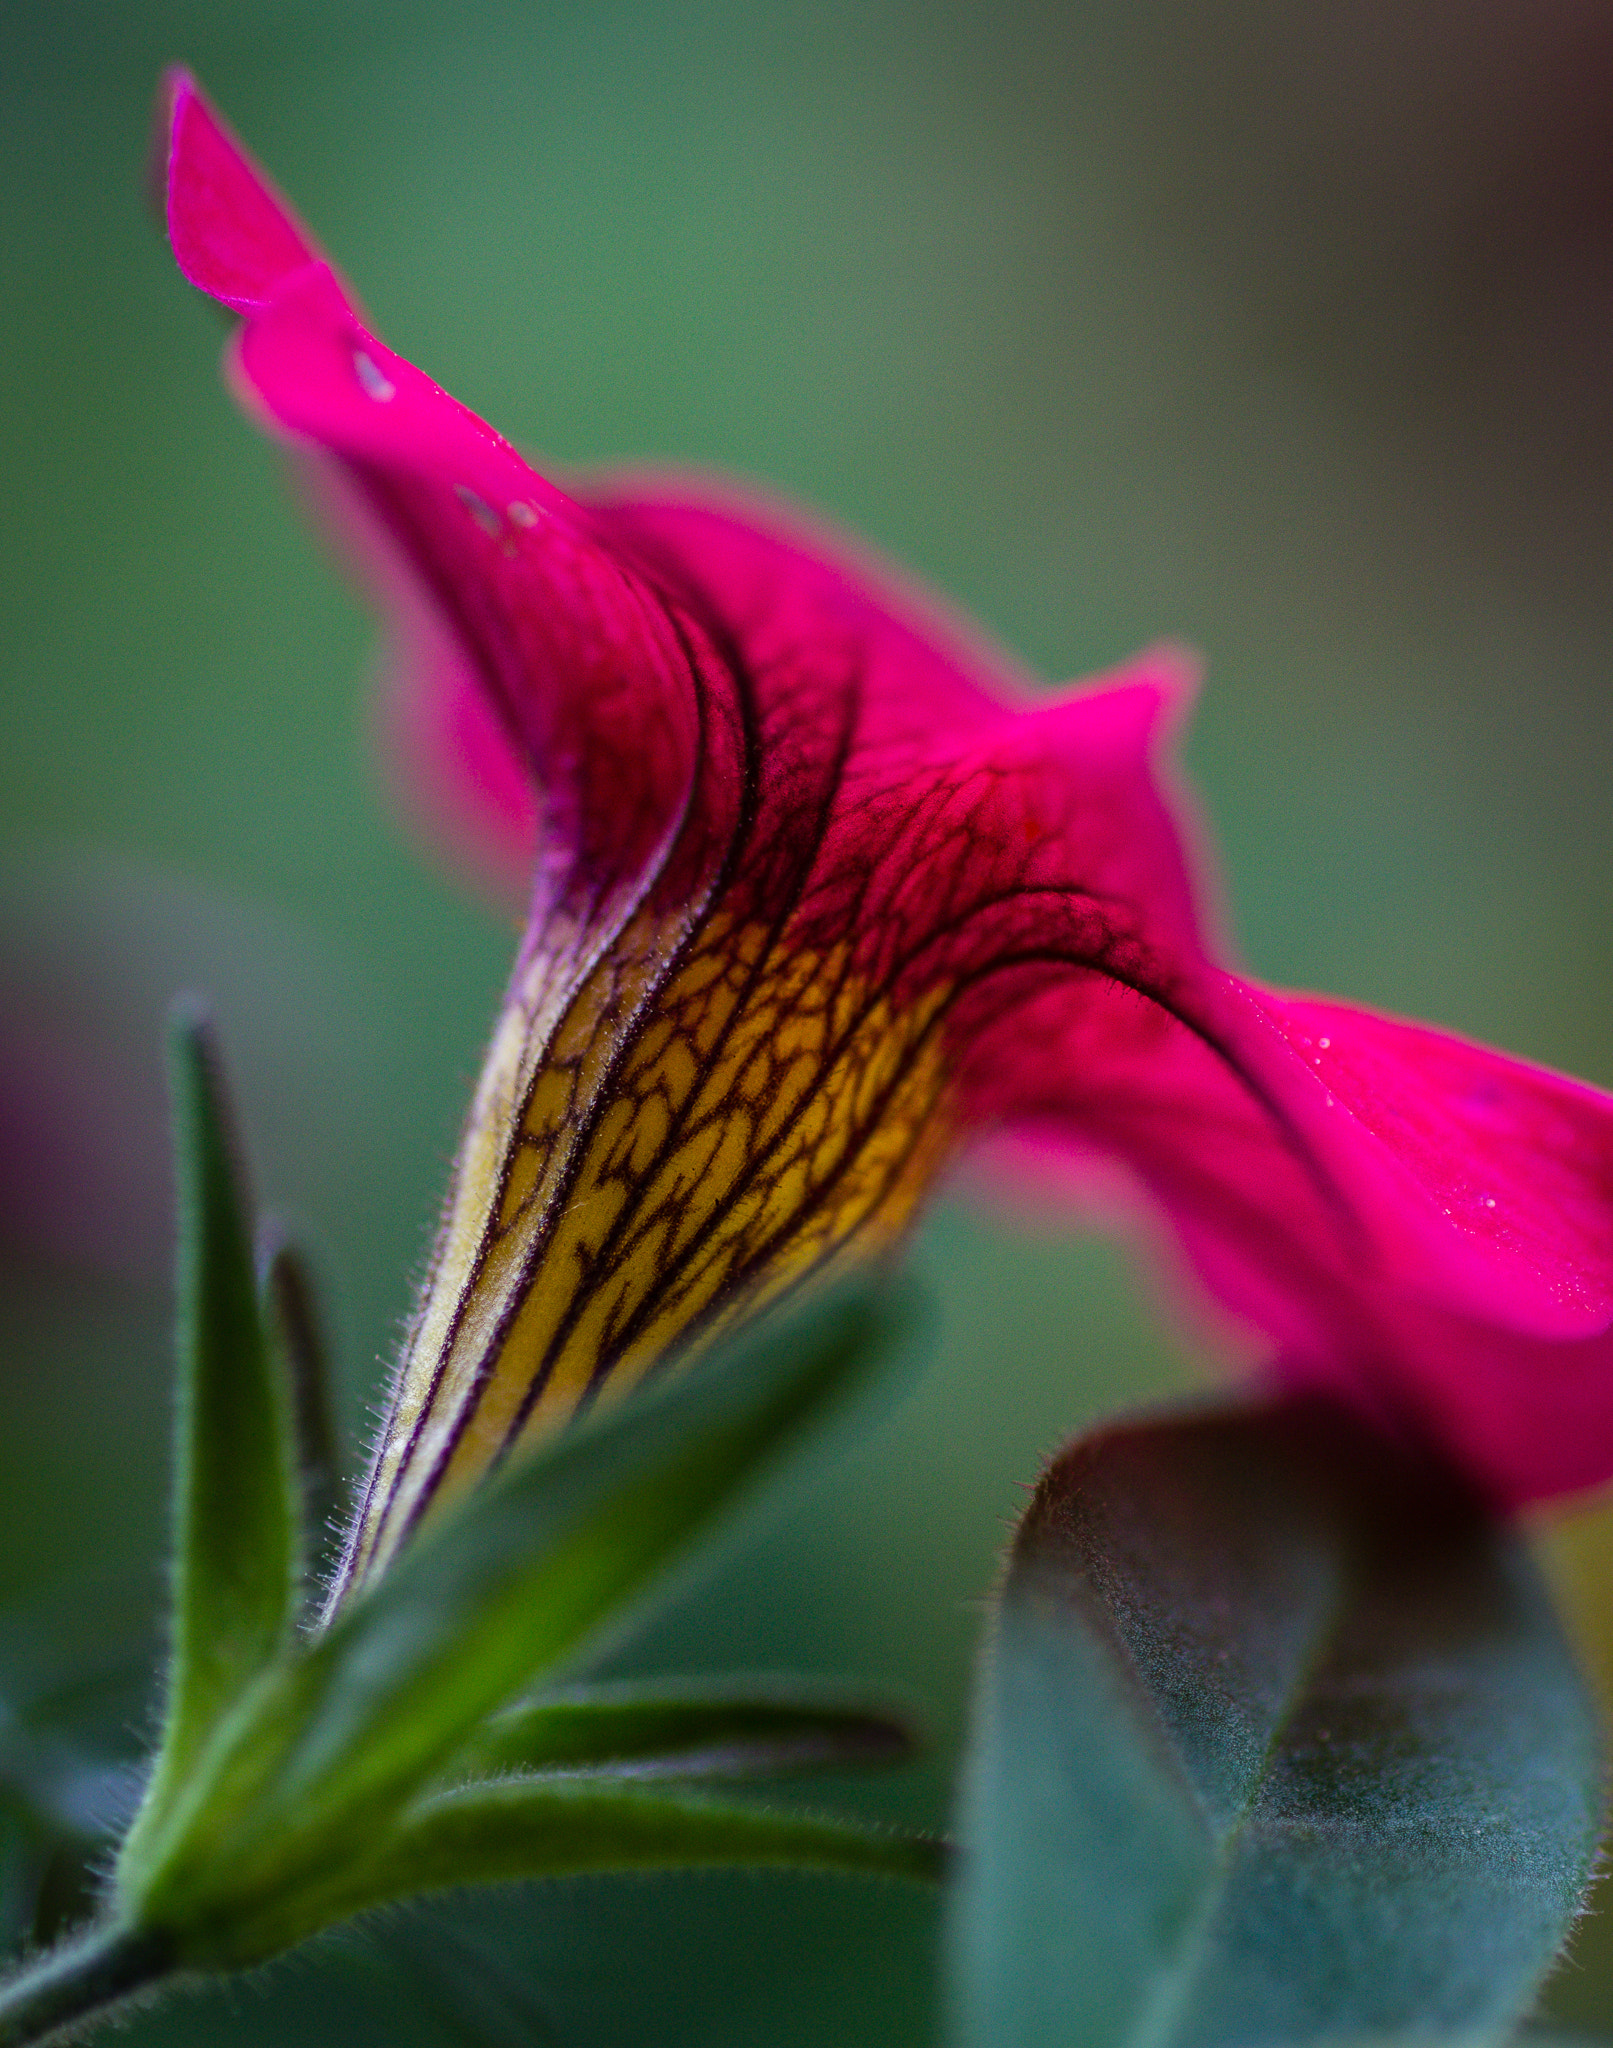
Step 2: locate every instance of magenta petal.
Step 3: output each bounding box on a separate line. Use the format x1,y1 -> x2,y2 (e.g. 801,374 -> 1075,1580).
162,75 -> 1613,1520
163,79 -> 729,948
979,971 -> 1613,1506
588,484 -> 1209,993
586,479 -> 1043,736
1229,987 -> 1613,1338
370,612 -> 539,914
1370,1304 -> 1613,1508
162,70 -> 330,316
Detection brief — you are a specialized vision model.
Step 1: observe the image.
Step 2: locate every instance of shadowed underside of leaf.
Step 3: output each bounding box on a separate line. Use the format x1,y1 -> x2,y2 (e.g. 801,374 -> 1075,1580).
951,1399 -> 1603,2048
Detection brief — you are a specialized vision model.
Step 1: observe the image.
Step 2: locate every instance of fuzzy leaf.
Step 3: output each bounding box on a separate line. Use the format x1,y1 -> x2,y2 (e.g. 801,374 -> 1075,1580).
951,1398 -> 1602,2048
130,1007 -> 300,1846
119,1279 -> 922,1962
220,1777 -> 943,1960
443,1679 -> 916,1785
259,1233 -> 344,1585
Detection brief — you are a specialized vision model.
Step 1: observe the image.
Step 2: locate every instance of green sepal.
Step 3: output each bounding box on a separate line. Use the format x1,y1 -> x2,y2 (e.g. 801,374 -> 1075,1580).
127,1007 -> 301,1851
950,1397 -> 1603,2048
441,1678 -> 917,1785
116,1279 -> 922,1964
209,1778 -> 943,1962
258,1232 -> 343,1589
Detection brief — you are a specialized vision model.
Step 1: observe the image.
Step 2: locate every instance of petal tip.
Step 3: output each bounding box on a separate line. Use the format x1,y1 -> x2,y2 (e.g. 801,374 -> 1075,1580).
1128,637 -> 1206,729
144,66 -> 191,238
156,66 -> 324,316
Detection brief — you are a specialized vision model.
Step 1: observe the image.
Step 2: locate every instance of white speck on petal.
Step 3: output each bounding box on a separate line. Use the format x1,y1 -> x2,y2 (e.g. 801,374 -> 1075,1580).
354,350 -> 396,402
508,500 -> 539,528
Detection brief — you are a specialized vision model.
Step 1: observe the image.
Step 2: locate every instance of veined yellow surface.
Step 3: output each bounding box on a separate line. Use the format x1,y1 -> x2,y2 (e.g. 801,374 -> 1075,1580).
341,912 -> 952,1591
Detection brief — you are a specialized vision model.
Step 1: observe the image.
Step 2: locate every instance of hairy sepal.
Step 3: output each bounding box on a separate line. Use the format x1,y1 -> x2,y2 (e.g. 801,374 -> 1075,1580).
123,1009 -> 302,1863
114,1279 -> 921,1965
436,1678 -> 918,1786
197,1778 -> 943,1963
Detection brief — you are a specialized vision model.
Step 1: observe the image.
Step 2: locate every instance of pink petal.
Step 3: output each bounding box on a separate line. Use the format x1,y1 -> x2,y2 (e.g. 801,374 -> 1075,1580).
161,79 -> 1211,1008
974,971 -> 1613,1506
368,610 -> 539,917
164,80 -> 728,951
1370,1303 -> 1613,1508
589,485 -> 1209,999
1231,987 -> 1613,1338
161,70 -> 330,317
231,270 -> 721,919
163,77 -> 1613,1516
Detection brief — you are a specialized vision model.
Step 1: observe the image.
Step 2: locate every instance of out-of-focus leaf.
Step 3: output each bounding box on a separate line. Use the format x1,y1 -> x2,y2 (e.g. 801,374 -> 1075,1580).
442,1679 -> 916,1785
125,1010 -> 300,1853
226,1778 -> 943,1960
0,1578 -> 152,1858
951,1398 -> 1602,2048
0,1579 -> 156,1953
336,1917 -> 563,2048
0,1573 -> 157,1743
119,1279 -> 924,1964
0,1704 -> 137,1846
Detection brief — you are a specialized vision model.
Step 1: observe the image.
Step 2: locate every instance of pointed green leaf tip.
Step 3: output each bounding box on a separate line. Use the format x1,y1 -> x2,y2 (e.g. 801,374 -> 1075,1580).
259,1232 -> 343,1590
950,1398 -> 1603,2048
129,1004 -> 301,1847
117,1277 -> 929,1967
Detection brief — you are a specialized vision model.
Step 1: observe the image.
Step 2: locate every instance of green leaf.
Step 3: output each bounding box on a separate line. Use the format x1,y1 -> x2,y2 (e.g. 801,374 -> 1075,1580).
224,1778 -> 943,1960
442,1678 -> 916,1785
259,1232 -> 344,1585
950,1397 -> 1603,2048
119,1278 -> 923,1964
333,1919 -> 563,2048
127,1007 -> 301,1850
0,1708 -> 135,1848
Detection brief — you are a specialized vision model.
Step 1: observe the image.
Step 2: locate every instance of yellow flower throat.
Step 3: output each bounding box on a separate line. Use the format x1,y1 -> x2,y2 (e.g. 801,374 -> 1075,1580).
343,911 -> 952,1589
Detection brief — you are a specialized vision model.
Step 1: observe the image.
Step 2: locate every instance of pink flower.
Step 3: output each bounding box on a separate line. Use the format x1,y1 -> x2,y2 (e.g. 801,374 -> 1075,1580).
159,72 -> 1613,1583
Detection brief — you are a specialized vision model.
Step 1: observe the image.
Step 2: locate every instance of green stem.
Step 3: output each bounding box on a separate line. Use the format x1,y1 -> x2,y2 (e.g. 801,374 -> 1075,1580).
0,1923 -> 176,2047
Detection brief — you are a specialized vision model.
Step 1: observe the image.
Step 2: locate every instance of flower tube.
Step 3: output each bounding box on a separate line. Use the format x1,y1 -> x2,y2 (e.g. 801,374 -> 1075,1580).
158,74 -> 1613,1592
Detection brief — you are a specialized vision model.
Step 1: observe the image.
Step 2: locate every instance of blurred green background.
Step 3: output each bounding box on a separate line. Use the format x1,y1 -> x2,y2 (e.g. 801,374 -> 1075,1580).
5,1 -> 1613,2040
